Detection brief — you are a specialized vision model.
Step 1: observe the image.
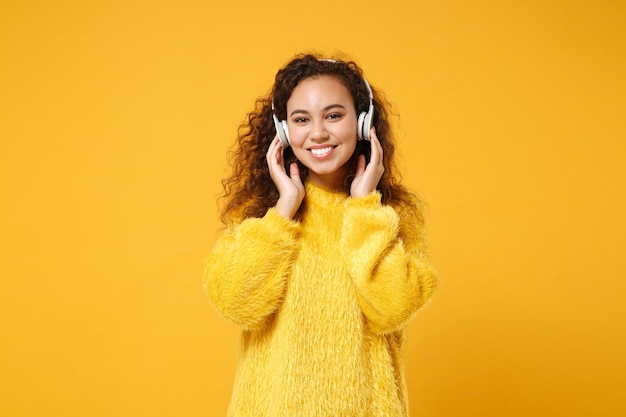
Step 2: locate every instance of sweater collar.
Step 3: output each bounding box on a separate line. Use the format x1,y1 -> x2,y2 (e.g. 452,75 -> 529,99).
304,181 -> 349,207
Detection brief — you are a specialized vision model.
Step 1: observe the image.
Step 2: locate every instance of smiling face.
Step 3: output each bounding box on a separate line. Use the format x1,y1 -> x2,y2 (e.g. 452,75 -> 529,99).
286,75 -> 358,190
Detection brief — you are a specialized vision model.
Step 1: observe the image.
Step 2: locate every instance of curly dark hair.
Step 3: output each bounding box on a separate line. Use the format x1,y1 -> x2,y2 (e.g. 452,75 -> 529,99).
219,53 -> 424,226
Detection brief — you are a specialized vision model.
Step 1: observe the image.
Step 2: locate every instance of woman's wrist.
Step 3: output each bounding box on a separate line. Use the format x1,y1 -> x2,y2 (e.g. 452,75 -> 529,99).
275,196 -> 301,219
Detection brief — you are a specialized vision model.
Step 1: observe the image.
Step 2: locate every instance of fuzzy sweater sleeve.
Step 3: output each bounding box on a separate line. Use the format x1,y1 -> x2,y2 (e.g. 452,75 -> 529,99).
341,191 -> 438,334
203,208 -> 300,330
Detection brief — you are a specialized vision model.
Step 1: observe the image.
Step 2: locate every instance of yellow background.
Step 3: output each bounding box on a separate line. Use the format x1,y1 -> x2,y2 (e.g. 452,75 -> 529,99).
1,0 -> 624,416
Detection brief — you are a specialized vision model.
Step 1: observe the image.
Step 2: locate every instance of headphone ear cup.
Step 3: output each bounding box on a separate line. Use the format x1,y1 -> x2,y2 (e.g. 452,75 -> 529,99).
281,120 -> 290,147
273,114 -> 291,148
357,104 -> 374,141
362,106 -> 373,141
357,112 -> 366,140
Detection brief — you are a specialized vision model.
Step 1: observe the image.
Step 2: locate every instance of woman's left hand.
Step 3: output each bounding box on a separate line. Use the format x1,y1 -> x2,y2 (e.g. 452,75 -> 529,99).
350,127 -> 384,198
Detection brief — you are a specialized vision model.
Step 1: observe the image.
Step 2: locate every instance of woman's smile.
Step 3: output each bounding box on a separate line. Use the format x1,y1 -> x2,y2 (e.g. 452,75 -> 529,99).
309,145 -> 337,158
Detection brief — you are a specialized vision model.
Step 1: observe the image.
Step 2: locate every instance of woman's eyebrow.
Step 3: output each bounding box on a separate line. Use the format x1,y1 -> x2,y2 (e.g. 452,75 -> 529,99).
290,104 -> 346,117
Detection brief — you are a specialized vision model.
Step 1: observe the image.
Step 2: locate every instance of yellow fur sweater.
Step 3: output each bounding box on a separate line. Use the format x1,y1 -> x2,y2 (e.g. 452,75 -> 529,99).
204,182 -> 437,417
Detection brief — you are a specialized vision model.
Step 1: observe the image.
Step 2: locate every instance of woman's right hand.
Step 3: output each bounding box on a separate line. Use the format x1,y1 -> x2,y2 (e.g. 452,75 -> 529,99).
266,135 -> 305,219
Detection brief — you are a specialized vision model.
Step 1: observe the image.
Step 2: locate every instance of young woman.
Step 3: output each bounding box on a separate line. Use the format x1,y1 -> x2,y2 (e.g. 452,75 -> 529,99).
204,53 -> 438,417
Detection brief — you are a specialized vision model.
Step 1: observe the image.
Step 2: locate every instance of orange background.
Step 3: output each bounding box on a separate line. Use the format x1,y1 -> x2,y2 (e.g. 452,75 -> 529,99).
1,1 -> 625,416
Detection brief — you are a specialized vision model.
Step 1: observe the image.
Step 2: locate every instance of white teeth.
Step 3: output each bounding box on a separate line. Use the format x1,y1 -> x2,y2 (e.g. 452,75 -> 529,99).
311,146 -> 333,156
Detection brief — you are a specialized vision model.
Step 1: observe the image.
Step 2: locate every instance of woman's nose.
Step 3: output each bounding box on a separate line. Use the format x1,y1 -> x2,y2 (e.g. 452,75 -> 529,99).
309,120 -> 329,141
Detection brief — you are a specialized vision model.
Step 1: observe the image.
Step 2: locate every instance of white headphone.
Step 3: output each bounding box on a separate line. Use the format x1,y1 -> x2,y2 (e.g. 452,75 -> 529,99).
272,64 -> 374,148
271,102 -> 292,148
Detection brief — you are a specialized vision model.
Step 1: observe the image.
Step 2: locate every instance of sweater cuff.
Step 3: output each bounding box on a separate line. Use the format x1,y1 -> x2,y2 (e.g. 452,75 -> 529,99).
343,189 -> 399,237
262,207 -> 301,236
345,190 -> 383,208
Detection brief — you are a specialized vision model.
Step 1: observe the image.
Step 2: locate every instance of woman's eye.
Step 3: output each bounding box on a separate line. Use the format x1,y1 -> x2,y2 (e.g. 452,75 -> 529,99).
293,117 -> 308,123
327,113 -> 342,120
